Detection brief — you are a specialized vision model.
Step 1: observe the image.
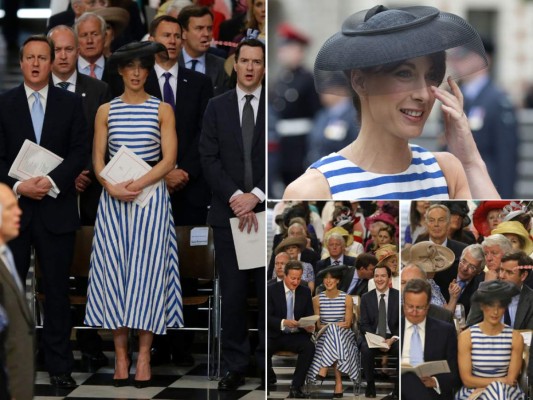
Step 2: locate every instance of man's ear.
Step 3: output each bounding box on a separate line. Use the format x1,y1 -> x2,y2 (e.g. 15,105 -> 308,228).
350,70 -> 366,96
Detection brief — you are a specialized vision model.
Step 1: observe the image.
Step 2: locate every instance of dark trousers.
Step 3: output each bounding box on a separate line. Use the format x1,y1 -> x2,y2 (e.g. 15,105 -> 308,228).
9,218 -> 75,375
402,372 -> 447,400
267,333 -> 315,388
360,337 -> 399,386
214,227 -> 265,374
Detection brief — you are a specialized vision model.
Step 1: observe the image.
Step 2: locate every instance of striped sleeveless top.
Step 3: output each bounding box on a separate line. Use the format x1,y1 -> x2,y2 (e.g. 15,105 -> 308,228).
470,324 -> 513,378
309,144 -> 449,199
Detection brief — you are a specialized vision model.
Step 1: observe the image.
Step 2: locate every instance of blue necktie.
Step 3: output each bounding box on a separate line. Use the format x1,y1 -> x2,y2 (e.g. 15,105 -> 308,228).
190,59 -> 198,71
410,324 -> 424,366
162,72 -> 175,109
347,272 -> 359,294
31,92 -> 44,143
285,290 -> 294,333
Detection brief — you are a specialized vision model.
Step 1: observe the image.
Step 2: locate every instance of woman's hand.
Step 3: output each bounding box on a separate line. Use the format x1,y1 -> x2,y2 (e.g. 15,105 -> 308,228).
105,179 -> 142,202
335,321 -> 351,329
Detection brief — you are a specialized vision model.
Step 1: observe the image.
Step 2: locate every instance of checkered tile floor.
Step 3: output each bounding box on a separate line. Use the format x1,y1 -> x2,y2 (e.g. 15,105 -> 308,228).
34,352 -> 265,400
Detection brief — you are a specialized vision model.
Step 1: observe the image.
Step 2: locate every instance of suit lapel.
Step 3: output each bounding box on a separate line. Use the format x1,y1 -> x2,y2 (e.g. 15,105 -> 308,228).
0,259 -> 33,326
252,87 -> 265,148
15,85 -> 36,142
146,69 -> 163,100
40,84 -> 59,146
515,287 -> 529,328
228,91 -> 243,152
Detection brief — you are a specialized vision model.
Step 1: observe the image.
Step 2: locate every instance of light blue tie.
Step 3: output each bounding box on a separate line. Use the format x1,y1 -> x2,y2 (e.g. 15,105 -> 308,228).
285,290 -> 294,332
347,273 -> 359,294
1,246 -> 24,293
31,91 -> 44,143
409,324 -> 424,366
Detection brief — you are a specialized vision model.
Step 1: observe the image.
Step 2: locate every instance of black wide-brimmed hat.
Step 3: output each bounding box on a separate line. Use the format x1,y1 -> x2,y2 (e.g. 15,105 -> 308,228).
316,264 -> 348,283
108,41 -> 168,68
471,280 -> 519,305
438,201 -> 471,228
314,5 -> 487,94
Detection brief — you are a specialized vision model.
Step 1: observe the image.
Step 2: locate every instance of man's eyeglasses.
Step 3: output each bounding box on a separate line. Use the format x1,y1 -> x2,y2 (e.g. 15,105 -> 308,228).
459,258 -> 480,272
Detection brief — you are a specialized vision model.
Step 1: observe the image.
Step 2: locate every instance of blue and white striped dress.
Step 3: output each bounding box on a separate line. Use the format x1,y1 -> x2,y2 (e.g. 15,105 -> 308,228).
455,325 -> 524,400
309,144 -> 449,199
84,96 -> 183,335
307,292 -> 360,382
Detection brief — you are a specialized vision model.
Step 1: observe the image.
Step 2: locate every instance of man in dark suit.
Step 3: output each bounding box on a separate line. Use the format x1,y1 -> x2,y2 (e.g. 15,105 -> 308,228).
446,244 -> 484,317
147,15 -> 214,226
199,38 -> 265,390
74,13 -> 107,81
145,14 -> 214,367
0,183 -> 35,400
467,251 -> 533,328
315,232 -> 356,279
269,251 -> 290,284
268,261 -> 315,398
400,264 -> 454,324
401,279 -> 459,400
177,5 -> 228,96
0,36 -> 88,387
416,204 -> 466,301
360,265 -> 399,399
48,25 -> 112,371
342,253 -> 377,296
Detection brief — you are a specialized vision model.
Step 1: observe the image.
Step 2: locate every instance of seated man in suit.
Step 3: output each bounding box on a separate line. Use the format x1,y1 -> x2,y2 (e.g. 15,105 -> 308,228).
400,264 -> 454,324
467,251 -> 533,329
360,265 -> 399,399
401,279 -> 460,400
269,251 -> 290,284
268,260 -> 315,399
446,244 -> 484,317
315,232 -> 356,279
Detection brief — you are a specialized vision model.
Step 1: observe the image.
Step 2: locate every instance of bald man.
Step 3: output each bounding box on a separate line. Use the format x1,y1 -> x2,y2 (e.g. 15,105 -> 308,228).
0,183 -> 35,400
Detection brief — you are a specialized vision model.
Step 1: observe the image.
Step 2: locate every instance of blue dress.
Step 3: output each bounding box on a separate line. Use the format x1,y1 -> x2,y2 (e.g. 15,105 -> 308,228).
307,291 -> 360,382
309,144 -> 449,199
85,96 -> 183,335
455,324 -> 524,400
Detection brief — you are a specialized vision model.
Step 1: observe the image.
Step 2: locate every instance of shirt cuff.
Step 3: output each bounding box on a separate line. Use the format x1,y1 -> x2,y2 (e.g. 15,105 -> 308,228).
230,189 -> 244,201
251,187 -> 265,202
432,377 -> 441,394
280,319 -> 285,331
45,176 -> 60,194
12,182 -> 21,198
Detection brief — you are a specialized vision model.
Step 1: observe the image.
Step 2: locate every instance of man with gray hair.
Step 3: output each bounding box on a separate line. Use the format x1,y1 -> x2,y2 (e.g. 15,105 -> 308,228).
446,244 -> 484,316
74,12 -> 107,80
416,204 -> 467,302
315,232 -> 355,278
480,233 -> 513,281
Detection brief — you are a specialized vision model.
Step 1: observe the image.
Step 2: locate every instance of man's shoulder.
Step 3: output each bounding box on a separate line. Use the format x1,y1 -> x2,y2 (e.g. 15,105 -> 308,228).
520,284 -> 533,301
77,73 -> 110,93
206,52 -> 226,68
426,315 -> 455,332
361,289 -> 376,302
0,84 -> 22,101
447,238 -> 467,251
208,88 -> 237,106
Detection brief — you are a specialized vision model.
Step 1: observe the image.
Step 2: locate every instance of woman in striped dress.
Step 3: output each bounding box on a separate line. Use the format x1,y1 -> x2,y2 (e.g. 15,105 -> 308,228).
283,5 -> 499,200
84,42 -> 183,388
308,265 -> 360,397
456,280 -> 524,400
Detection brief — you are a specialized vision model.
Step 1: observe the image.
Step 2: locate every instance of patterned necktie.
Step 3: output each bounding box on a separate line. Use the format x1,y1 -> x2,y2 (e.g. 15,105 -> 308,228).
242,94 -> 254,192
89,63 -> 97,78
0,246 -> 23,293
190,59 -> 199,71
31,92 -> 44,144
333,260 -> 340,265
162,72 -> 175,109
57,81 -> 70,90
410,324 -> 424,366
378,293 -> 387,338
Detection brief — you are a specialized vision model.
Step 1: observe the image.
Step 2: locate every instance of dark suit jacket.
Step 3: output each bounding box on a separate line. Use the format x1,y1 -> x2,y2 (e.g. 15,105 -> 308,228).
401,316 -> 459,399
47,8 -> 75,31
0,84 -> 88,234
360,288 -> 399,337
267,281 -> 314,340
0,258 -> 35,400
467,284 -> 533,329
416,236 -> 467,302
199,87 -> 265,228
428,304 -> 454,324
341,267 -> 369,296
456,276 -> 480,317
316,255 -> 356,278
179,51 -> 228,96
144,66 -> 214,221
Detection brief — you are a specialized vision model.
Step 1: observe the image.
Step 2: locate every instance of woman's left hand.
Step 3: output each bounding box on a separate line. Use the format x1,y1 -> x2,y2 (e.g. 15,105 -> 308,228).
126,180 -> 143,193
431,77 -> 480,167
335,321 -> 350,329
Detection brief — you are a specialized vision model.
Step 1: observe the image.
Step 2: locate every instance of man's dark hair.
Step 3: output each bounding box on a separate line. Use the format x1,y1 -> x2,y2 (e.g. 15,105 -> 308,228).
403,278 -> 431,305
20,35 -> 55,62
355,253 -> 378,270
284,260 -> 303,276
149,15 -> 181,37
374,265 -> 392,278
177,5 -> 213,30
235,38 -> 265,62
501,251 -> 533,277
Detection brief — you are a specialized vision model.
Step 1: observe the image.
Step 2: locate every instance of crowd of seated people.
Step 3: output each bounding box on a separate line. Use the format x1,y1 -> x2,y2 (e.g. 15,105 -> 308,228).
400,200 -> 533,400
268,201 -> 400,399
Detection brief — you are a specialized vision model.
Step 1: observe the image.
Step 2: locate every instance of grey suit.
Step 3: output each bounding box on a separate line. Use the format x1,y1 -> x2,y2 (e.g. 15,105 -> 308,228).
466,283 -> 533,328
0,258 -> 35,400
179,50 -> 228,96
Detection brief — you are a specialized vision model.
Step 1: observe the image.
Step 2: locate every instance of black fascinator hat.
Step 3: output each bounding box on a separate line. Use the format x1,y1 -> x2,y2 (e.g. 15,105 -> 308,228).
314,5 -> 487,95
108,41 -> 168,70
471,280 -> 520,308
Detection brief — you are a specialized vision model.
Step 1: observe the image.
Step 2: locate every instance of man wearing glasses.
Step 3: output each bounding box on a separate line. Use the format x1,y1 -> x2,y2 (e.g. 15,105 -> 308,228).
401,279 -> 459,400
446,244 -> 485,316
